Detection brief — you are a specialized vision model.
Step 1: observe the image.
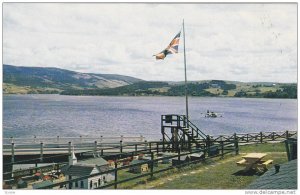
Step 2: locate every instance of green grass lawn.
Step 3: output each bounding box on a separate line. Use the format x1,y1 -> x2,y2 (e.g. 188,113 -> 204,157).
127,143 -> 289,189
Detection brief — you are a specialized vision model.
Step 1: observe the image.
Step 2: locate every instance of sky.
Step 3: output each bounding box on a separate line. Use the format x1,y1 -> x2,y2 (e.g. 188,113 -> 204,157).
3,3 -> 297,83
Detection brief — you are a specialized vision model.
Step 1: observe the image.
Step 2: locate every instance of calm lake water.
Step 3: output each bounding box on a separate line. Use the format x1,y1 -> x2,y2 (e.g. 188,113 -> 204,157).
3,95 -> 298,140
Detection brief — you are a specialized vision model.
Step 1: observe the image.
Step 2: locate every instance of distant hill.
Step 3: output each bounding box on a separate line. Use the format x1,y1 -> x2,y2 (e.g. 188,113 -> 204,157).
3,64 -> 143,94
61,79 -> 297,99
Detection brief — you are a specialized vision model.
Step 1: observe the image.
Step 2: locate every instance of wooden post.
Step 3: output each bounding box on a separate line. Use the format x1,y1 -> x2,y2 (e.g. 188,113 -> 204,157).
272,132 -> 275,141
10,136 -> 14,144
40,142 -> 44,162
221,141 -> 224,159
135,144 -> 138,155
120,141 -> 123,153
285,130 -> 289,140
246,134 -> 249,142
150,152 -> 154,178
149,142 -> 152,152
206,135 -> 211,156
234,133 -> 239,155
94,141 -> 98,155
68,142 -> 72,156
177,149 -> 181,167
156,142 -> 159,154
285,140 -> 291,161
260,132 -> 263,143
11,143 -> 15,164
144,140 -> 147,151
162,131 -> 165,152
114,159 -> 118,189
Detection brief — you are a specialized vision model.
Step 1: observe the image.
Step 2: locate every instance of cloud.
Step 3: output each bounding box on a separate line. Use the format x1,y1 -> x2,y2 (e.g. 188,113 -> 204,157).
3,3 -> 297,83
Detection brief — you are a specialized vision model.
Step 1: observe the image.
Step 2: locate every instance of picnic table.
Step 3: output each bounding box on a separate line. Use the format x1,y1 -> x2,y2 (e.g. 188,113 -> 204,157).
236,153 -> 273,172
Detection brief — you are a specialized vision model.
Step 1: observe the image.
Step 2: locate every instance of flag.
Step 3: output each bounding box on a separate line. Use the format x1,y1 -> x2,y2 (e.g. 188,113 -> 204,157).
154,31 -> 181,60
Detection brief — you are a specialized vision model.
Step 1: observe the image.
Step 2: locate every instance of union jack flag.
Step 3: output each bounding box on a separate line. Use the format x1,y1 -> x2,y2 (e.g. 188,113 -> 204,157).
154,31 -> 181,60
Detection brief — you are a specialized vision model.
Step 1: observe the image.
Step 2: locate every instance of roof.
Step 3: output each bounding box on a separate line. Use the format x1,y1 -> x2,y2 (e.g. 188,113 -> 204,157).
32,180 -> 53,189
190,152 -> 204,158
77,157 -> 108,167
172,155 -> 189,161
247,160 -> 297,189
61,165 -> 95,176
130,159 -> 149,165
12,163 -> 54,171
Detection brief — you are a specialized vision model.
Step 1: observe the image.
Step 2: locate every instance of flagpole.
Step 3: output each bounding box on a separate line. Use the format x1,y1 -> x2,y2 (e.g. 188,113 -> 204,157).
183,19 -> 189,127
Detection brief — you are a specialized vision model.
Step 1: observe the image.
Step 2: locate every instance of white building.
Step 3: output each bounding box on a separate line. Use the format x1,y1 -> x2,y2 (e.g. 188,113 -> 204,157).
61,150 -> 114,189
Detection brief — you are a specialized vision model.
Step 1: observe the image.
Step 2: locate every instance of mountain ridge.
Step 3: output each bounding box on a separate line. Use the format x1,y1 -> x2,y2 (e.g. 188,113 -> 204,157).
3,64 -> 143,94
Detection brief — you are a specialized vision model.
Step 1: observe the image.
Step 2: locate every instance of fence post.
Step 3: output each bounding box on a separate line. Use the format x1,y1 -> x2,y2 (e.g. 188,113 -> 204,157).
150,152 -> 154,178
206,135 -> 210,157
285,140 -> 291,161
234,133 -> 239,155
10,136 -> 14,144
135,144 -> 138,155
156,142 -> 159,153
260,132 -> 263,143
221,141 -> 224,159
11,143 -> 15,164
285,130 -> 289,140
149,142 -> 152,152
114,159 -> 118,189
40,142 -> 44,162
120,141 -> 123,153
272,132 -> 275,141
144,140 -> 147,151
246,134 -> 249,143
68,142 -> 72,156
177,149 -> 180,163
101,149 -> 104,156
94,141 -> 98,155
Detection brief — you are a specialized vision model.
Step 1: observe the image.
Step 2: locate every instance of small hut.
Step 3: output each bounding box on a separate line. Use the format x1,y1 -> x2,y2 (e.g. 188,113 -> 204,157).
172,155 -> 190,166
190,152 -> 205,161
129,160 -> 149,173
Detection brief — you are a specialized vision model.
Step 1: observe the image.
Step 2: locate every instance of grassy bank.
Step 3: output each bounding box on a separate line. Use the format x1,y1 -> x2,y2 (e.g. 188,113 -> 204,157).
115,142 -> 288,189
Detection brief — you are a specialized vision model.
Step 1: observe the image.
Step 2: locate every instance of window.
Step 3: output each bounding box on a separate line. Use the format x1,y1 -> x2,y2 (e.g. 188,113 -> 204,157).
80,181 -> 84,188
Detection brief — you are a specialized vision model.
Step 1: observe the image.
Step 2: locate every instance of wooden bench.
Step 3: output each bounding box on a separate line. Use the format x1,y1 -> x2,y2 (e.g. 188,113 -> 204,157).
236,159 -> 247,166
257,159 -> 273,170
262,159 -> 273,168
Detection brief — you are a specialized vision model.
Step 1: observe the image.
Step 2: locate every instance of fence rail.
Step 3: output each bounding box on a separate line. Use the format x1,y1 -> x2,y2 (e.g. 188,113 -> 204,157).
3,135 -> 145,145
35,140 -> 237,189
3,129 -> 296,189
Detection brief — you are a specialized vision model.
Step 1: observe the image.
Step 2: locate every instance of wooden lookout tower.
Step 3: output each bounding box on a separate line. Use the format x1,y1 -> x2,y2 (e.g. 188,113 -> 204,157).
161,115 -> 207,152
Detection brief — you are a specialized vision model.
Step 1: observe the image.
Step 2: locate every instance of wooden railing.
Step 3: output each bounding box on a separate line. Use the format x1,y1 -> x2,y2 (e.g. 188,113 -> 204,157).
34,140 -> 237,189
3,135 -> 145,145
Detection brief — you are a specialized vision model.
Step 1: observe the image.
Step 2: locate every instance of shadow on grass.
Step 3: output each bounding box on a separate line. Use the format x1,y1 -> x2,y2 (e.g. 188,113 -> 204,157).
233,169 -> 265,176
